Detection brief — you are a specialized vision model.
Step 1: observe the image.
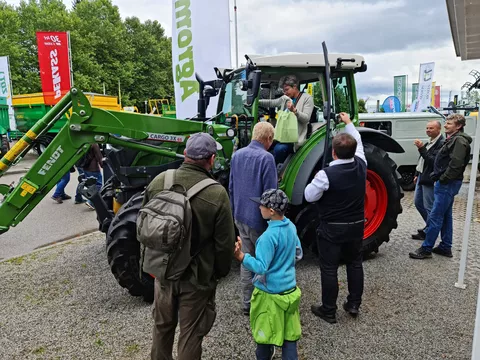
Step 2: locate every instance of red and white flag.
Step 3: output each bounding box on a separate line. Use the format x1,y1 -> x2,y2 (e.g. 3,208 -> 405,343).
36,32 -> 72,105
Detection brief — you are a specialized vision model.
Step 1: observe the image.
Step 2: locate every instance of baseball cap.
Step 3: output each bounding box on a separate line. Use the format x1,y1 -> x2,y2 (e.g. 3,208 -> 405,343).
250,189 -> 289,213
185,133 -> 217,160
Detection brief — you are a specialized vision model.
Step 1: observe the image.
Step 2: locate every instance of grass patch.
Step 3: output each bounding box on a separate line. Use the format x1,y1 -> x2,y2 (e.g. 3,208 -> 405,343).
32,346 -> 45,354
126,343 -> 140,354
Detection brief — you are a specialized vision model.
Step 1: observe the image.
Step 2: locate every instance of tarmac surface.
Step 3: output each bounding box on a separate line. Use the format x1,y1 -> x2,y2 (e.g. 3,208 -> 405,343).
1,186 -> 480,359
0,151 -> 99,260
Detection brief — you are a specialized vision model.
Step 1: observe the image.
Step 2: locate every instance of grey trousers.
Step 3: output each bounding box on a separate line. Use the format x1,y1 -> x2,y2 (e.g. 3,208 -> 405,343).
151,279 -> 217,360
235,220 -> 261,310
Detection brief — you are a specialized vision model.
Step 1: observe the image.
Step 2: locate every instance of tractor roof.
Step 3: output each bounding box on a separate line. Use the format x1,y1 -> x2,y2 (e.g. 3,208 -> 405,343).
249,53 -> 365,70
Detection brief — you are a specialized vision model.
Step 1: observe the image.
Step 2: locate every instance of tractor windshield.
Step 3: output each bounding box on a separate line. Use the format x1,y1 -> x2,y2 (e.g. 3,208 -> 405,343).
221,70 -> 252,117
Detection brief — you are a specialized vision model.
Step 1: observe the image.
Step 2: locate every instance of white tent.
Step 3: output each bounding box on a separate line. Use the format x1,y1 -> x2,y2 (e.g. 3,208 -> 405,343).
447,1 -> 480,358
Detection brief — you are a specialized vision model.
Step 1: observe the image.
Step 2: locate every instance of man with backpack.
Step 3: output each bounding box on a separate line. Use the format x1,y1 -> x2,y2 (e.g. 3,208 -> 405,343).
139,132 -> 235,360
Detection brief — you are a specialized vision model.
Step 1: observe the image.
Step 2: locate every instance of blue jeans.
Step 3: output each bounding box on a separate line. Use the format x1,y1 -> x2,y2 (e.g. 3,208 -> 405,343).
422,180 -> 462,251
53,172 -> 70,198
414,174 -> 434,224
256,341 -> 297,360
273,143 -> 294,164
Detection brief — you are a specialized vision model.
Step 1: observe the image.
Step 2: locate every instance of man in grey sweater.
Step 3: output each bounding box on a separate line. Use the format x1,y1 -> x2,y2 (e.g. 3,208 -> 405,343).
259,75 -> 315,163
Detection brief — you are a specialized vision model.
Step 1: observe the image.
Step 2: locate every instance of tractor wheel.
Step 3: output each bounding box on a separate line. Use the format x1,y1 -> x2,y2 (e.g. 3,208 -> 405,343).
362,143 -> 403,255
0,135 -> 10,156
294,143 -> 403,256
106,193 -> 154,302
34,134 -> 55,156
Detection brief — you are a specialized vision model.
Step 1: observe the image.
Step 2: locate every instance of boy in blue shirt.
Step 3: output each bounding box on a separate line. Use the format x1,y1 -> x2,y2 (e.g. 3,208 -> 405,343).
234,189 -> 303,360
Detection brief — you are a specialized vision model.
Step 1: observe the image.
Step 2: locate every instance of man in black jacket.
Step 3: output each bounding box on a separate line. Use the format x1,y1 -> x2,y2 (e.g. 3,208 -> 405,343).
410,114 -> 472,259
412,121 -> 444,240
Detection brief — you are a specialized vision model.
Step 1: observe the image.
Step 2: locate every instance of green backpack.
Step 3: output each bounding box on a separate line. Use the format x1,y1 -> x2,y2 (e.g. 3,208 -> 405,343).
137,169 -> 218,284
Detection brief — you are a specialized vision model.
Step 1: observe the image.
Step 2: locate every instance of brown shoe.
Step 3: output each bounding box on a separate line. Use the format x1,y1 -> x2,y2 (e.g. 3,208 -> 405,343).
52,196 -> 63,204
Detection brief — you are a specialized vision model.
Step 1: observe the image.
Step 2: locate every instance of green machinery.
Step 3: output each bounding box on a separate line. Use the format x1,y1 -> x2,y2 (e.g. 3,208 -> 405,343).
0,97 -> 11,156
0,44 -> 404,301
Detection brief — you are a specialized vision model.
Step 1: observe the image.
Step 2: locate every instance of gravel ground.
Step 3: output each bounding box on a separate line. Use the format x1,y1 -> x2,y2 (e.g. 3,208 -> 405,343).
1,189 -> 479,360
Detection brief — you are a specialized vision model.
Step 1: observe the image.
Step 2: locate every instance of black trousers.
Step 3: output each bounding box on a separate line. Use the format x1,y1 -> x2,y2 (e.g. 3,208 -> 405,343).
316,221 -> 364,315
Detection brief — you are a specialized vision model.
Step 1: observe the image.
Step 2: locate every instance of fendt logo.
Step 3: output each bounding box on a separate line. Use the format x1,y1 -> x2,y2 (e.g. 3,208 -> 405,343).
38,145 -> 64,175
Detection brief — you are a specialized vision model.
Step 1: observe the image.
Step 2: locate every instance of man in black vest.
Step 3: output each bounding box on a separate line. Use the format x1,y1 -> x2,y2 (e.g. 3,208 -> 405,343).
304,112 -> 366,324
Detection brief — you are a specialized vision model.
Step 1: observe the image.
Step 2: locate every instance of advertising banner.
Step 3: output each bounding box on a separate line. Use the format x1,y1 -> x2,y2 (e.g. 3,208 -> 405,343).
415,62 -> 435,112
412,83 -> 418,103
171,0 -> 232,119
382,96 -> 401,113
434,86 -> 441,108
394,75 -> 407,112
36,32 -> 72,105
0,56 -> 15,130
430,81 -> 436,106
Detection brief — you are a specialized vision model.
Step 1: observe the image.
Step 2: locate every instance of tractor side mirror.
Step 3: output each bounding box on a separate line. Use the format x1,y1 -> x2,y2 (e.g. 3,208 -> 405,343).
245,70 -> 261,107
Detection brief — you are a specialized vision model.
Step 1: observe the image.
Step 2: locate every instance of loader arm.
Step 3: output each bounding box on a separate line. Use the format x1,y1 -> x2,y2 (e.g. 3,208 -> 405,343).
0,89 -> 207,234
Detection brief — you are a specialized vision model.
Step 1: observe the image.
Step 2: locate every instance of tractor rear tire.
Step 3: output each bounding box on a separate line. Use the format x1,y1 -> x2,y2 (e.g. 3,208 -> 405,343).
361,143 -> 403,255
106,193 -> 154,302
0,135 -> 10,156
293,143 -> 403,257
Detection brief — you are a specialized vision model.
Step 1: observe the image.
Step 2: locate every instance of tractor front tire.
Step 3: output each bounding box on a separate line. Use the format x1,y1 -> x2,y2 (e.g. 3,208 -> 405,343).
106,193 -> 154,302
34,133 -> 55,156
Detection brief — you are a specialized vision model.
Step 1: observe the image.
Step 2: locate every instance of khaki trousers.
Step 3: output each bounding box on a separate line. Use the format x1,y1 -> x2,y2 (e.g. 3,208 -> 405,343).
151,279 -> 217,360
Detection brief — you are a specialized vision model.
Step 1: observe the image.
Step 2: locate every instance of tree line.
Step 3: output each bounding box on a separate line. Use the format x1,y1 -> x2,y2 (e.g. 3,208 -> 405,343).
0,0 -> 173,111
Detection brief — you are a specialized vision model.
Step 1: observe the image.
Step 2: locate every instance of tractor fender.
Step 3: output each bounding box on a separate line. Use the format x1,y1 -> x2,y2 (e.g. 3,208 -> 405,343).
357,127 -> 404,154
290,138 -> 326,206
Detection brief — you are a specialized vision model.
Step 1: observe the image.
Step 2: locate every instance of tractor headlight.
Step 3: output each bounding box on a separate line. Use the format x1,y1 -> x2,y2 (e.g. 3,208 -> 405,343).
226,128 -> 236,138
207,126 -> 214,136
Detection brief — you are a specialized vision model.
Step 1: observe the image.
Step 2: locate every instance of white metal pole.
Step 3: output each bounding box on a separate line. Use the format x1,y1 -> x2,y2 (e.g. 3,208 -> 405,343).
67,31 -> 74,87
455,113 -> 480,289
471,281 -> 480,359
234,0 -> 239,68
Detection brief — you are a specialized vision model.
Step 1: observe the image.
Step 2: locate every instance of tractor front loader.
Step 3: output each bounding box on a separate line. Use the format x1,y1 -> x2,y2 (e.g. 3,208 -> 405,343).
0,43 -> 404,301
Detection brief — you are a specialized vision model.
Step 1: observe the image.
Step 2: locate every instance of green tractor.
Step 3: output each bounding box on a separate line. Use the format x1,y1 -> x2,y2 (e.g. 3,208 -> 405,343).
0,44 -> 404,301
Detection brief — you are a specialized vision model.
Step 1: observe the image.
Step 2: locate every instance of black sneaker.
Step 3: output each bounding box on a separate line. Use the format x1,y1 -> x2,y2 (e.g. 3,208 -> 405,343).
409,247 -> 432,259
61,194 -> 72,200
311,304 -> 336,324
343,302 -> 359,317
243,307 -> 250,316
411,233 -> 426,240
432,247 -> 453,258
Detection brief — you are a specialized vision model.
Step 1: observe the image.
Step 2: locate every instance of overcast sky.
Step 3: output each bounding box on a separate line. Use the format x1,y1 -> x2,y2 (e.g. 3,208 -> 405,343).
6,0 -> 480,107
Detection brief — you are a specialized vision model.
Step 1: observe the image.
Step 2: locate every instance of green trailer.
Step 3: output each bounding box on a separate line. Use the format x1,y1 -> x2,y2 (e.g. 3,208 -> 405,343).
0,97 -> 10,156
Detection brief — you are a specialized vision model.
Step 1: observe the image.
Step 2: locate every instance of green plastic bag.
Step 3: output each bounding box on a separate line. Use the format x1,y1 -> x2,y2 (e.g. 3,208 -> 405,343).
274,110 -> 298,143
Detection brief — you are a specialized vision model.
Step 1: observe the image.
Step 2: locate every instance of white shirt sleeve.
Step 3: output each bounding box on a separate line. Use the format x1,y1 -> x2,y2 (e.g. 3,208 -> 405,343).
304,170 -> 330,202
345,122 -> 367,165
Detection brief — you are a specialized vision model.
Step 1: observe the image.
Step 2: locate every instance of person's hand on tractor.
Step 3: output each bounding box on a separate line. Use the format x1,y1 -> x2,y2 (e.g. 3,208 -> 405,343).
414,139 -> 424,148
338,112 -> 352,125
234,236 -> 244,262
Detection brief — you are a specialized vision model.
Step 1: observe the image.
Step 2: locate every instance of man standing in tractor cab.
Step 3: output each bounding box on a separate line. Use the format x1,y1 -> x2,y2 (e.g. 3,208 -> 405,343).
304,112 -> 366,324
412,120 -> 444,240
229,121 -> 278,315
145,133 -> 236,360
259,75 -> 314,164
409,114 -> 471,259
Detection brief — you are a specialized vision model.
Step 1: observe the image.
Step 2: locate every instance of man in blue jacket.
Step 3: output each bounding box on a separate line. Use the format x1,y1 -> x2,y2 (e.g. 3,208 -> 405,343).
229,121 -> 278,315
